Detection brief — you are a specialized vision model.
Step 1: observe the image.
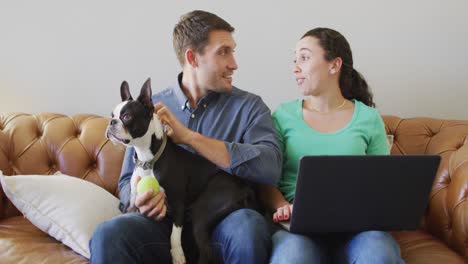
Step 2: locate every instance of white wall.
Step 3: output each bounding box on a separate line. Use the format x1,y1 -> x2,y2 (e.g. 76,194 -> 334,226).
1,0 -> 467,119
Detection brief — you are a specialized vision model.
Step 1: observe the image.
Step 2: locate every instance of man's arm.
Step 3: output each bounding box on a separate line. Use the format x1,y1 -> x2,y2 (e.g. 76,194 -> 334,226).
222,106 -> 282,185
187,133 -> 231,168
117,147 -> 134,212
154,102 -> 231,168
155,98 -> 282,185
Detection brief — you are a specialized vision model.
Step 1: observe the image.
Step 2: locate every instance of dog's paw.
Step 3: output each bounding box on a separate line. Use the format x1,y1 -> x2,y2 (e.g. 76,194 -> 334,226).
171,246 -> 186,264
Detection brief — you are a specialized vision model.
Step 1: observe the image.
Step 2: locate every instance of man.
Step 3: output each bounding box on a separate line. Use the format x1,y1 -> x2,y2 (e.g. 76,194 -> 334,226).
90,10 -> 281,264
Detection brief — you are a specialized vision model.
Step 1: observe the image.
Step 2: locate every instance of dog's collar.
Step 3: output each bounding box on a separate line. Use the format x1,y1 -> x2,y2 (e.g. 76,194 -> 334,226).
133,133 -> 167,170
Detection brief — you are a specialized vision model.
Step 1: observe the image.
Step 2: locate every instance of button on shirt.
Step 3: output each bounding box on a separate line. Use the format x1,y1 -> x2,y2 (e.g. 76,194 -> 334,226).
118,73 -> 282,210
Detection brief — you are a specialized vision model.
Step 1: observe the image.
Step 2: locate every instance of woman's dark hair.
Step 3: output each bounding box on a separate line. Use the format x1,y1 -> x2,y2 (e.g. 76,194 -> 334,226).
301,28 -> 375,107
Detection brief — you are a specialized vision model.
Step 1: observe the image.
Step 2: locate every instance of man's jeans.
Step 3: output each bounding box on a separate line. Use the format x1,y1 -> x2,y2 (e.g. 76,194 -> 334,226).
270,229 -> 405,263
89,209 -> 271,264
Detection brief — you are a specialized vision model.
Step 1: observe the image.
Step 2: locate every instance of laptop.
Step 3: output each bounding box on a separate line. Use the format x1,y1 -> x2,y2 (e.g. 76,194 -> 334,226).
280,155 -> 441,234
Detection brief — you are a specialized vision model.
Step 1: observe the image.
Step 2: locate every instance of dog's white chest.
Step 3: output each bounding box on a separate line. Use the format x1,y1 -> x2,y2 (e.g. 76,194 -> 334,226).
134,167 -> 153,178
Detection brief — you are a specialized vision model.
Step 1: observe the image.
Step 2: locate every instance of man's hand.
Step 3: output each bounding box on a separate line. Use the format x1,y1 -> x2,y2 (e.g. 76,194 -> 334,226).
134,176 -> 167,221
154,102 -> 195,145
273,204 -> 293,223
154,102 -> 231,168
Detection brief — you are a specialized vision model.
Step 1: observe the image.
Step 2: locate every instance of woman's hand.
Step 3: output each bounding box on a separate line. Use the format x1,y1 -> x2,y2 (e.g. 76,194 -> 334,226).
134,176 -> 167,221
273,204 -> 293,223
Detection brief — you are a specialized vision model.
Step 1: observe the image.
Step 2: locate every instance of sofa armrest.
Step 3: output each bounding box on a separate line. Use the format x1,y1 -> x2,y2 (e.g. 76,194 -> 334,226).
0,113 -> 13,220
0,189 -> 4,220
426,137 -> 468,260
0,112 -> 126,220
383,115 -> 468,260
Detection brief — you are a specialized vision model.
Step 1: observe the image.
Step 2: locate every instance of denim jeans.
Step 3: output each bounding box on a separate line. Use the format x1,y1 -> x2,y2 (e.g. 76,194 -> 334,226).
270,228 -> 405,264
89,208 -> 271,264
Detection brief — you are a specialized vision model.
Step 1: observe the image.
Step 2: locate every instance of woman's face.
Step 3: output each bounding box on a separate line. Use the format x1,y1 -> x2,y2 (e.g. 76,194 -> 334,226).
293,36 -> 333,96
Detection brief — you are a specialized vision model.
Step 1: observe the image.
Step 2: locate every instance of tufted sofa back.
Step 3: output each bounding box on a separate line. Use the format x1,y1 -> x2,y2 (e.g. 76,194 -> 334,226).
383,116 -> 468,259
1,112 -> 468,259
0,113 -> 125,219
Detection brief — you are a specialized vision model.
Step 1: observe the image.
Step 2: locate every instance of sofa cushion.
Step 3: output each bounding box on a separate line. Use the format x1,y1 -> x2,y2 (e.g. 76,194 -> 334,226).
0,172 -> 122,258
392,230 -> 465,263
0,216 -> 88,263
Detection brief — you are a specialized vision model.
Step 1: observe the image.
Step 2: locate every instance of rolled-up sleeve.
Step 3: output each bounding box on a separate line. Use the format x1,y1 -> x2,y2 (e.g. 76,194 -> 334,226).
117,147 -> 135,212
224,100 -> 282,185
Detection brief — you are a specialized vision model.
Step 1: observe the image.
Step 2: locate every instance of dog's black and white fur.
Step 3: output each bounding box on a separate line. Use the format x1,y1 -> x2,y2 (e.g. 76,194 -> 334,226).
106,78 -> 257,264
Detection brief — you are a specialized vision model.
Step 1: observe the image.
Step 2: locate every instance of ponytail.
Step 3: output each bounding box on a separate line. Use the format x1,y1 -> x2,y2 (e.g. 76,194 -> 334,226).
340,67 -> 375,107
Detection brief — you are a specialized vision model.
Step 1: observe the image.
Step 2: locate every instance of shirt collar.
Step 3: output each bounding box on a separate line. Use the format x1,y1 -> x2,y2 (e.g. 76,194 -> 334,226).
172,72 -> 220,111
173,72 -> 190,111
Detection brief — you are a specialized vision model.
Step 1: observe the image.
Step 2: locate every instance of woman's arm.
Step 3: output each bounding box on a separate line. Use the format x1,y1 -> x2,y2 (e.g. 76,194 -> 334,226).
367,111 -> 391,155
258,184 -> 293,222
258,184 -> 289,212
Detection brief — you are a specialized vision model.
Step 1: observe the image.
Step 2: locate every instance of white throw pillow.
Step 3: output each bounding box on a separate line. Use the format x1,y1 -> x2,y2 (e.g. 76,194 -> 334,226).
387,134 -> 394,150
0,171 -> 122,258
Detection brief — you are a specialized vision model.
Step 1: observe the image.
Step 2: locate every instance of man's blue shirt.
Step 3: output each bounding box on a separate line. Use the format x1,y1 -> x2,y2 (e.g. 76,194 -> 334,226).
118,73 -> 282,210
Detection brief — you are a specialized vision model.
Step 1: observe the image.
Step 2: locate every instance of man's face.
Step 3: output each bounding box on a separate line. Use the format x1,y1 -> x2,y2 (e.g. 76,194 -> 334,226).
194,30 -> 238,93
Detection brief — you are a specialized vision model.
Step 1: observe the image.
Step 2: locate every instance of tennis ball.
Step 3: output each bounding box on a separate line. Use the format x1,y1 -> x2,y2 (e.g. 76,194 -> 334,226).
137,176 -> 160,196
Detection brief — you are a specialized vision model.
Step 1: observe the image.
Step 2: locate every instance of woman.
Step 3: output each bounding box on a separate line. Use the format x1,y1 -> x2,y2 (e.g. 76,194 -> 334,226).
260,28 -> 404,263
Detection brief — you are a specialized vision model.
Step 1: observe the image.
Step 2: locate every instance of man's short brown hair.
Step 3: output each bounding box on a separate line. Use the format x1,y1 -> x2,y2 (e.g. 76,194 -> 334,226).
173,10 -> 234,66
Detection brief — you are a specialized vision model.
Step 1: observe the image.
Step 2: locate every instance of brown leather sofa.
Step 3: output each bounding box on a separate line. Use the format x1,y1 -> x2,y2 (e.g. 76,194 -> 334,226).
0,112 -> 467,263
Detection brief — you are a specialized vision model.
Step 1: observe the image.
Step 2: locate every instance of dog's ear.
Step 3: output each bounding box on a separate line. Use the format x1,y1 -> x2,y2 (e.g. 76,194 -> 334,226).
137,78 -> 153,110
120,81 -> 133,101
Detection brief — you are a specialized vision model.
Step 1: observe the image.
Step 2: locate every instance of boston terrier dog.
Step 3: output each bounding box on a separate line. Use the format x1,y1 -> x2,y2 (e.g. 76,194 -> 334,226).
106,78 -> 257,264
